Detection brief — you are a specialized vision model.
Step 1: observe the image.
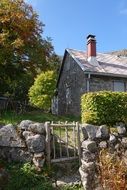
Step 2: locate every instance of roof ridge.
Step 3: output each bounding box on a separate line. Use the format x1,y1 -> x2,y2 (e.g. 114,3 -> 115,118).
66,48 -> 85,53
67,48 -> 126,58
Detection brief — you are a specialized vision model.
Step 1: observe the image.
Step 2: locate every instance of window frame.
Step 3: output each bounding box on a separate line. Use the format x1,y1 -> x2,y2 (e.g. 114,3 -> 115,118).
113,81 -> 126,92
66,87 -> 71,105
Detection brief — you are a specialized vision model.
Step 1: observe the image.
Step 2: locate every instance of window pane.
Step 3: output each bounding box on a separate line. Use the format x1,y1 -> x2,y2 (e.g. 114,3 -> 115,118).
114,81 -> 125,92
66,88 -> 71,104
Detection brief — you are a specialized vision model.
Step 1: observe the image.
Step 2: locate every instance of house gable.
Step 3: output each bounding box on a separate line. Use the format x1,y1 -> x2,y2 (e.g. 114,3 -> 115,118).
57,50 -> 87,116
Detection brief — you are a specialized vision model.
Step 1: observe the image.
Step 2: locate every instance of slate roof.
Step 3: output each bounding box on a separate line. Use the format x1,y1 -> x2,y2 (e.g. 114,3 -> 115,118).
67,48 -> 127,78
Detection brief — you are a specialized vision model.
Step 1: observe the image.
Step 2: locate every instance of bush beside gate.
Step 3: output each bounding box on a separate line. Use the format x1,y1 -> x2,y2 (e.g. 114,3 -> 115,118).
81,91 -> 127,125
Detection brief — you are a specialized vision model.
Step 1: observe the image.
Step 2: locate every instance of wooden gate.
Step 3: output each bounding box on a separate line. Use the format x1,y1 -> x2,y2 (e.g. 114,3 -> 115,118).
45,122 -> 81,167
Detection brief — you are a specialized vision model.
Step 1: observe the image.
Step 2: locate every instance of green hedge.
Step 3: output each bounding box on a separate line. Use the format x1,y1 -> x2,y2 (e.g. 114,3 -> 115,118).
81,91 -> 127,125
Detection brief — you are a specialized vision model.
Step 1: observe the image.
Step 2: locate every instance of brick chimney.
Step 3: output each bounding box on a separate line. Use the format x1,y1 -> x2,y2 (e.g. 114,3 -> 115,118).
87,34 -> 96,58
86,34 -> 99,66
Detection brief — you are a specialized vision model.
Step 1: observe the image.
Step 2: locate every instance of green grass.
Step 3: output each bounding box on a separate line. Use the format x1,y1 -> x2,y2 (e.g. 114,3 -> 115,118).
0,110 -> 80,125
0,160 -> 83,190
0,160 -> 53,190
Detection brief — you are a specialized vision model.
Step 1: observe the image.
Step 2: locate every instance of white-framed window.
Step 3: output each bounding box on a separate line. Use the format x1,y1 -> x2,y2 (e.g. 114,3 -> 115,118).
51,96 -> 58,115
113,81 -> 125,92
66,87 -> 71,104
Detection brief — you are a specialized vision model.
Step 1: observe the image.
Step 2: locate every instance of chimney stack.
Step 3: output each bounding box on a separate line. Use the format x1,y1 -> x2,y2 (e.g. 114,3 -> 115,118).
87,34 -> 96,58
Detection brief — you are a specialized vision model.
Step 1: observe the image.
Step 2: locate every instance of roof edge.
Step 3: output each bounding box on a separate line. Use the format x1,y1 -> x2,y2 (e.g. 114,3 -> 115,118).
84,71 -> 127,78
66,49 -> 86,71
56,49 -> 68,88
56,49 -> 86,88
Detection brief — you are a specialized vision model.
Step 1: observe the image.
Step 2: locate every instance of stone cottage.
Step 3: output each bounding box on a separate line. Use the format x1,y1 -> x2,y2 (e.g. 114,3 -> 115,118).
52,35 -> 127,116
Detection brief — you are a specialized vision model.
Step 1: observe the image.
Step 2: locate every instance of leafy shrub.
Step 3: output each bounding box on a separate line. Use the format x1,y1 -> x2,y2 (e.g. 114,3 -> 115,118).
4,162 -> 53,190
29,71 -> 57,110
81,91 -> 127,125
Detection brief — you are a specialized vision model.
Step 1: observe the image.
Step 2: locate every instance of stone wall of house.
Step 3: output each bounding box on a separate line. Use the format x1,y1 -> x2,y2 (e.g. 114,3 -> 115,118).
79,122 -> 127,190
0,120 -> 46,171
89,75 -> 127,92
58,52 -> 87,116
89,75 -> 113,92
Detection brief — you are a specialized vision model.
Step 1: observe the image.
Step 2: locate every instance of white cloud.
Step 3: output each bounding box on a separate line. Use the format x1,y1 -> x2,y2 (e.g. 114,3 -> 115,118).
119,0 -> 127,15
120,8 -> 127,15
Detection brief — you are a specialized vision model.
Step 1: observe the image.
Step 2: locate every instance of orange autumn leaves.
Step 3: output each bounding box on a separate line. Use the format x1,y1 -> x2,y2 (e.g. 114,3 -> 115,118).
0,0 -> 42,50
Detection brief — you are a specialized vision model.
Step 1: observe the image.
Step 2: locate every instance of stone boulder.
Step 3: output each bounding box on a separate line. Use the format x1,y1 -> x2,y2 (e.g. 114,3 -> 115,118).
98,141 -> 107,149
117,123 -> 126,136
22,131 -> 34,139
82,149 -> 96,162
79,167 -> 90,190
96,125 -> 109,139
33,152 -> 45,171
79,161 -> 96,190
18,120 -> 33,131
28,122 -> 46,135
109,134 -> 117,144
82,140 -> 97,153
10,148 -> 33,162
121,137 -> 127,148
0,124 -> 25,147
26,134 -> 45,153
83,124 -> 97,140
81,159 -> 95,172
0,147 -> 33,162
81,125 -> 88,140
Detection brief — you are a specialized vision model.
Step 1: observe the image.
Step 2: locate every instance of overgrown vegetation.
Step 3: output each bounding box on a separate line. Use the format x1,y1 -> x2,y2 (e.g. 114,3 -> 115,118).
0,160 -> 82,190
0,110 -> 80,125
99,149 -> 127,190
81,91 -> 127,125
0,161 -> 53,190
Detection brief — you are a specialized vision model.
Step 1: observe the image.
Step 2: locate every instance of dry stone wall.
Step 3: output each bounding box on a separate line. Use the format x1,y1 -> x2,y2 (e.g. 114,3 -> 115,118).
0,120 -> 46,171
1,120 -> 127,190
79,122 -> 127,190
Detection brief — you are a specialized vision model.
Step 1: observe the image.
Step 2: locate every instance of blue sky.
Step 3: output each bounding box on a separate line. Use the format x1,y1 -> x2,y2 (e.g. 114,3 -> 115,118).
26,0 -> 127,55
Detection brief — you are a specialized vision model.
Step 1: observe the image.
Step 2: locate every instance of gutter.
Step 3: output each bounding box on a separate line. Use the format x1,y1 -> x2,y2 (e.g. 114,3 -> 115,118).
86,73 -> 90,92
84,70 -> 127,79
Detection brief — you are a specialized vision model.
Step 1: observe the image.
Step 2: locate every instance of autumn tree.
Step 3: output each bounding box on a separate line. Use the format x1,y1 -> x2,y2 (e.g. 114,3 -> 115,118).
0,0 -> 60,100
